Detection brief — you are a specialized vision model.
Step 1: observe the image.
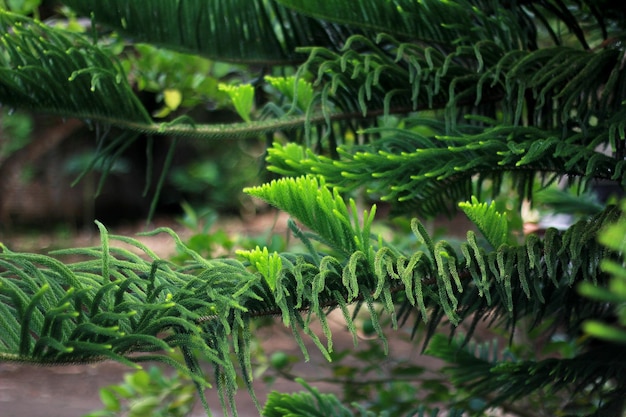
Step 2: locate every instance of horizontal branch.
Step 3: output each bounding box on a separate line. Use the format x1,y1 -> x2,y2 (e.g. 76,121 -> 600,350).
86,93 -> 506,140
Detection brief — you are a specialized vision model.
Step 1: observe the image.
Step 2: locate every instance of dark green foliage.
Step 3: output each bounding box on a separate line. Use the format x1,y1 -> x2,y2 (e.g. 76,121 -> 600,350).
427,333 -> 626,416
0,11 -> 150,123
61,0 -> 355,65
262,378 -> 465,417
580,200 -> 626,345
1,183 -> 622,415
263,379 -> 356,417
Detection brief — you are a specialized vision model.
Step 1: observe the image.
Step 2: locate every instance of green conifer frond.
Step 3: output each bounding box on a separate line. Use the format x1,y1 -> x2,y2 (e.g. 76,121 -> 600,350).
580,200 -> 626,344
63,0 -> 354,65
218,83 -> 255,123
238,177 -> 620,341
244,176 -> 377,257
277,0 -> 536,49
7,2 -> 621,145
0,223 -> 264,415
459,196 -> 510,248
263,377 -> 465,416
237,246 -> 283,291
426,333 -> 626,415
241,184 -> 619,343
0,10 -> 150,124
260,23 -> 625,214
262,378 -> 357,417
0,10 -> 356,143
266,120 -> 625,216
292,26 -> 626,147
265,75 -> 315,112
0,200 -> 620,414
0,10 -> 327,141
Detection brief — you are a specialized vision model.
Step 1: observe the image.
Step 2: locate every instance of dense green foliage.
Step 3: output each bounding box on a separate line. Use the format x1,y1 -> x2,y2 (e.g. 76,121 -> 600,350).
1,1 -> 626,416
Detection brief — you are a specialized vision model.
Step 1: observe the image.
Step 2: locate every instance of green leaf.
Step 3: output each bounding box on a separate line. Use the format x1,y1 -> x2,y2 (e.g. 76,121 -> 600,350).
218,84 -> 255,122
128,397 -> 159,417
262,378 -> 354,417
99,388 -> 122,412
582,321 -> 626,344
127,369 -> 151,390
275,0 -> 515,46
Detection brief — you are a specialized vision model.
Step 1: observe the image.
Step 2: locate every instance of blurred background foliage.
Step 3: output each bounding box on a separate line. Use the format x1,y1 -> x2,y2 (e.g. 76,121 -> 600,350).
0,0 -> 271,232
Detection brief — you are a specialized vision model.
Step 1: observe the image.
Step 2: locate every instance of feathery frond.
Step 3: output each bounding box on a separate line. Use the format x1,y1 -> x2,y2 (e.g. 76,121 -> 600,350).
266,117 -> 626,216
244,176 -> 377,258
0,10 -> 351,142
426,333 -> 626,415
579,201 -> 626,344
262,377 -> 465,416
1,192 -> 620,414
459,196 -> 510,248
277,0 -> 537,50
63,0 -> 355,65
0,222 -> 262,415
0,10 -> 150,124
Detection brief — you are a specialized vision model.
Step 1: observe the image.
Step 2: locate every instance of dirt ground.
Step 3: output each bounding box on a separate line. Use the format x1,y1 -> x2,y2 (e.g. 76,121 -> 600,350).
0,212 -> 466,417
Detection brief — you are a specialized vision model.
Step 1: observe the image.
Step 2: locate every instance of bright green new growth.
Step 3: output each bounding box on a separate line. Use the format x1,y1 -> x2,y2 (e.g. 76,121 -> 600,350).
237,247 -> 283,291
218,84 -> 255,122
244,176 -> 377,257
579,201 -> 626,344
459,196 -> 509,248
265,75 -> 315,112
